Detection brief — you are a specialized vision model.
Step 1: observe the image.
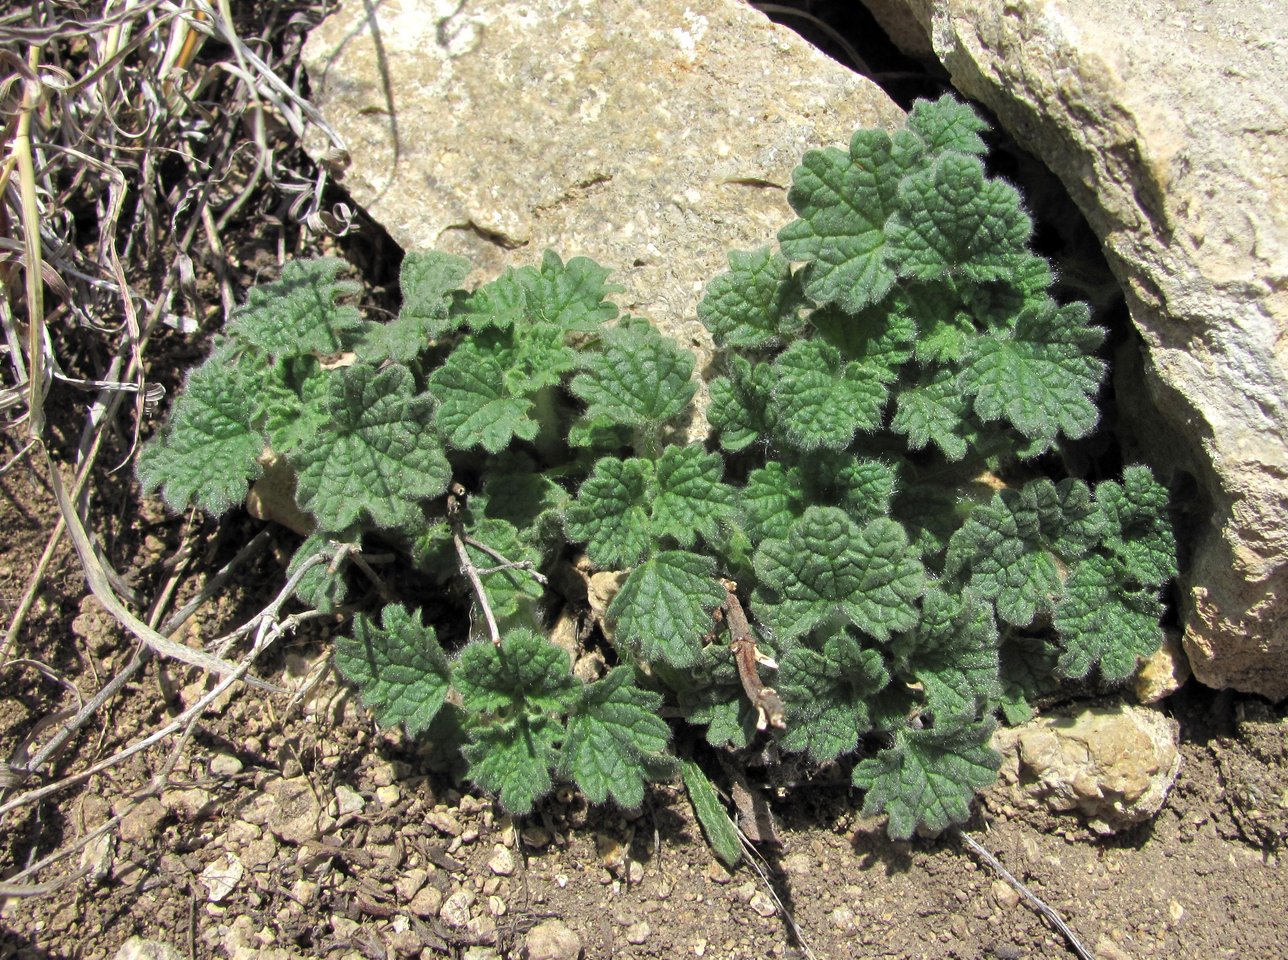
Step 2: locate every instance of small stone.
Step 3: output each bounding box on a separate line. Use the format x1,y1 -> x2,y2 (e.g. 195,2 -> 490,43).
624,921 -> 650,945
210,753 -> 244,777
524,919 -> 583,960
781,852 -> 813,876
704,861 -> 732,884
732,881 -> 757,904
440,889 -> 476,928
991,879 -> 1021,910
748,891 -> 777,918
1095,939 -> 1132,960
487,894 -> 506,916
595,833 -> 627,873
830,905 -> 855,929
409,886 -> 444,918
266,776 -> 334,844
1135,629 -> 1191,703
161,787 -> 216,821
1169,898 -> 1185,922
395,868 -> 427,901
117,797 -> 167,844
463,949 -> 501,960
369,760 -> 397,787
80,831 -> 114,883
426,810 -> 463,837
386,928 -> 421,957
291,878 -> 318,905
334,784 -> 365,818
375,784 -> 400,806
199,852 -> 244,902
113,937 -> 184,960
331,917 -> 360,938
487,844 -> 516,876
627,860 -> 645,885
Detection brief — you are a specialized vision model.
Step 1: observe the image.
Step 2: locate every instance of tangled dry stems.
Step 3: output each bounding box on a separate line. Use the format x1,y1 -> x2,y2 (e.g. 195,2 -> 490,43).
0,0 -> 347,898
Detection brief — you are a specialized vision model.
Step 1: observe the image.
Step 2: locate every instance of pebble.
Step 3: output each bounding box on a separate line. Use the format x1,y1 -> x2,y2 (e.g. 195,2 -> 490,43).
440,889 -> 476,928
624,921 -> 650,945
113,937 -> 184,960
426,810 -> 464,837
118,797 -> 167,843
748,891 -> 777,918
210,754 -> 244,777
485,843 -> 516,876
524,919 -> 583,960
199,853 -> 243,902
375,784 -> 400,806
161,787 -> 216,821
409,886 -> 444,918
395,868 -> 427,901
334,784 -> 365,818
521,825 -> 552,849
266,776 -> 334,844
991,878 -> 1022,909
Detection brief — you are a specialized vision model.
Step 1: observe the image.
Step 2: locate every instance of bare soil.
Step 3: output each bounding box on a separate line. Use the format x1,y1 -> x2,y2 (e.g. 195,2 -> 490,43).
1,452 -> 1285,960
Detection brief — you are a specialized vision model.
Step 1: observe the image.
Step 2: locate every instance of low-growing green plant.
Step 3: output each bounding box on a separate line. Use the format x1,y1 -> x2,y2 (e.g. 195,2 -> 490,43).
138,96 -> 1176,842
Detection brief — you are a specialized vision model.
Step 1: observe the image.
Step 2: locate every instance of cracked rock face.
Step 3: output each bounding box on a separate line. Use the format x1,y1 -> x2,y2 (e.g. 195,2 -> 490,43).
861,0 -> 1288,698
301,0 -> 902,435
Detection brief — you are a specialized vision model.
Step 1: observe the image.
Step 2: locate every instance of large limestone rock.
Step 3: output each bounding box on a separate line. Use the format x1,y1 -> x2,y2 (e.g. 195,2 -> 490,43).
863,0 -> 1288,699
301,0 -> 901,413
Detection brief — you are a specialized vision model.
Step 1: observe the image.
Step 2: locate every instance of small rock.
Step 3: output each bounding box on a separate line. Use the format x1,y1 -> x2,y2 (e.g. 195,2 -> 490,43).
386,928 -> 421,957
426,810 -> 464,837
487,894 -> 506,916
113,937 -> 184,960
1095,939 -> 1132,960
463,949 -> 501,960
266,776 -> 334,844
748,890 -> 777,918
79,831 -> 114,883
524,919 -> 583,960
161,787 -> 216,821
624,921 -> 650,945
586,571 -> 629,638
117,797 -> 166,843
992,704 -> 1181,833
440,889 -> 477,928
369,760 -> 397,787
375,784 -> 400,806
487,844 -> 516,876
1169,898 -> 1185,922
395,867 -> 427,901
595,832 -> 627,873
210,753 -> 244,777
732,881 -> 757,904
409,885 -> 444,918
334,784 -> 365,818
830,905 -> 855,929
991,879 -> 1021,910
199,852 -> 244,902
1135,629 -> 1191,703
290,878 -> 318,905
704,861 -> 733,884
782,852 -> 813,876
466,913 -> 498,944
627,860 -> 644,885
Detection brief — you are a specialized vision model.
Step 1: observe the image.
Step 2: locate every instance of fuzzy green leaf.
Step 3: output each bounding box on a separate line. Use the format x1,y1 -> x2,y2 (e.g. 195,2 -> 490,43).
743,462 -> 807,543
889,589 -> 999,723
778,630 -> 890,761
292,363 -> 450,530
778,129 -> 907,311
463,716 -> 561,814
334,604 -> 451,736
708,356 -> 775,452
570,323 -> 696,431
455,629 -> 579,716
960,301 -> 1106,447
754,507 -> 925,641
428,343 -> 539,453
853,720 -> 1000,839
944,484 -> 1058,627
699,246 -> 807,349
288,532 -> 351,614
457,249 -> 618,332
399,249 -> 471,333
772,339 -> 886,449
226,257 -> 363,356
906,94 -> 989,158
1054,555 -> 1164,681
562,668 -> 674,808
467,518 -> 545,631
998,635 -> 1063,724
258,356 -> 330,456
811,303 -> 917,384
891,366 -> 973,461
608,551 -> 726,668
136,346 -> 265,515
652,445 -> 735,548
799,454 -> 898,523
1096,467 -> 1177,586
681,759 -> 743,868
887,153 -> 1031,284
564,457 -> 654,568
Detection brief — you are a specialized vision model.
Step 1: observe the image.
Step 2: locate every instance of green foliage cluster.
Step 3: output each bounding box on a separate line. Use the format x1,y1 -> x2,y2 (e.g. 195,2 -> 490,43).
137,96 -> 1176,841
